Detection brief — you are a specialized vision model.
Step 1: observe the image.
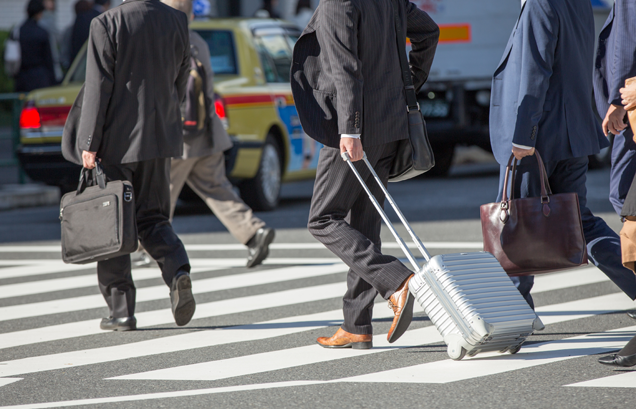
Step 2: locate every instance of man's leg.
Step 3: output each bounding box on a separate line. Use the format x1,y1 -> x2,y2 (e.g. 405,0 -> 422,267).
609,128 -> 636,215
308,142 -> 412,334
549,157 -> 636,300
169,157 -> 197,221
185,153 -> 265,244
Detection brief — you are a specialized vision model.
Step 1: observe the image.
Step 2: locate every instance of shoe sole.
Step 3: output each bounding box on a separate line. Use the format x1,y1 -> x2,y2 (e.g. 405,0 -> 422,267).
172,275 -> 196,326
317,341 -> 373,350
387,291 -> 415,344
246,229 -> 276,268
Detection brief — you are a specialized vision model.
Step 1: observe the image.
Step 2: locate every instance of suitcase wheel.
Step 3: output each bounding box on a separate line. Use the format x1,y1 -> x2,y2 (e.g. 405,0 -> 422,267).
448,345 -> 466,361
508,345 -> 522,355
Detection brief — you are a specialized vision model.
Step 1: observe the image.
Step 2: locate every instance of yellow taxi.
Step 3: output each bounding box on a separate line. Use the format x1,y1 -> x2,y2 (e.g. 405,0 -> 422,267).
17,18 -> 322,210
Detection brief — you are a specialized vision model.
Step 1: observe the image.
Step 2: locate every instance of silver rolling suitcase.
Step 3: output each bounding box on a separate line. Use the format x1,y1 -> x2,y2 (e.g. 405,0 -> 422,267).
343,152 -> 544,361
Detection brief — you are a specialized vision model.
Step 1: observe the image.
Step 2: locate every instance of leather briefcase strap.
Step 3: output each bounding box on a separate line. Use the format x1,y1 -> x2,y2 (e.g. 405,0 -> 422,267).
390,0 -> 419,111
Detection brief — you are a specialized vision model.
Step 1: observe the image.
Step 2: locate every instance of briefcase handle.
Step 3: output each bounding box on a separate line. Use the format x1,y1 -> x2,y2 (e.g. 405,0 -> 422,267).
77,162 -> 107,194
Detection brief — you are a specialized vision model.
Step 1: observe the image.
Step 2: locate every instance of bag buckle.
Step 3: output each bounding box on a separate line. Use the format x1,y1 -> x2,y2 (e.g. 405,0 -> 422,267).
407,103 -> 420,113
541,196 -> 550,204
124,192 -> 133,203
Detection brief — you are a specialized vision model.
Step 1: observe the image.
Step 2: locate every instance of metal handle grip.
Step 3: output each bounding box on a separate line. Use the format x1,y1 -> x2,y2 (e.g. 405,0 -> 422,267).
341,152 -> 432,270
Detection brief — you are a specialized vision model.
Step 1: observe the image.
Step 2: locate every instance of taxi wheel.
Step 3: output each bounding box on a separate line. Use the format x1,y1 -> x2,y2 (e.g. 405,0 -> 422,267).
240,135 -> 282,211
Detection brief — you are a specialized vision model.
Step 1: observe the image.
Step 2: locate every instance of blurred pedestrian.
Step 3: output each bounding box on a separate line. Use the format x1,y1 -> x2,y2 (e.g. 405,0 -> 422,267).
593,0 -> 636,216
60,0 -> 91,69
254,0 -> 280,18
162,0 -> 276,269
69,0 -> 111,64
14,0 -> 56,92
39,0 -> 63,82
292,0 -> 314,29
489,0 -> 636,310
293,0 -> 439,348
62,0 -> 194,331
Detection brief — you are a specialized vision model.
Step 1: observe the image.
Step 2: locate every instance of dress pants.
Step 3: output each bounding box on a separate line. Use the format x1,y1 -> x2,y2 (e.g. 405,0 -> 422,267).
308,142 -> 413,335
169,153 -> 265,245
98,158 -> 191,318
609,127 -> 636,215
497,156 -> 636,309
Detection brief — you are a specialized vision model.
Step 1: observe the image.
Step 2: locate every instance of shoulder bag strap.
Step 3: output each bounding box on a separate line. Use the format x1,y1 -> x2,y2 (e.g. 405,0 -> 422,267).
390,0 -> 419,112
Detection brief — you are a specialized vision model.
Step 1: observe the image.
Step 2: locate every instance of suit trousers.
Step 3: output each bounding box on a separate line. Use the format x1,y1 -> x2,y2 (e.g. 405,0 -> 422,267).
497,156 -> 636,309
169,153 -> 264,245
98,158 -> 191,318
308,142 -> 413,335
609,127 -> 636,215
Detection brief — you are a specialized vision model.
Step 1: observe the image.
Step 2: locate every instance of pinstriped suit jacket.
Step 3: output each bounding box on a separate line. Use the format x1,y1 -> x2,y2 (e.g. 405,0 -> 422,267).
291,0 -> 439,149
593,0 -> 636,119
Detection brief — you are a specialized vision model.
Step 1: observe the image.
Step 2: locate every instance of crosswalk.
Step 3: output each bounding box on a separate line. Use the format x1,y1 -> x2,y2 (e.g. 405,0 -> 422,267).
0,245 -> 635,408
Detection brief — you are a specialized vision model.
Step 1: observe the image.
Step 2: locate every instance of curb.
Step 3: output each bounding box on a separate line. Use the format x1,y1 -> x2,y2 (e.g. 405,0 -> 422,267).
0,184 -> 60,210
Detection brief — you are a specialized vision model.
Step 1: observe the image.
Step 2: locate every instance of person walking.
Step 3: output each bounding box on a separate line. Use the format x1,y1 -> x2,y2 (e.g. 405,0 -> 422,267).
69,0 -> 111,64
489,0 -> 636,310
594,0 -> 636,216
14,0 -> 56,93
292,0 -> 313,29
254,0 -> 280,18
62,0 -> 195,332
292,0 -> 439,348
161,0 -> 275,268
39,0 -> 63,82
60,0 -> 91,69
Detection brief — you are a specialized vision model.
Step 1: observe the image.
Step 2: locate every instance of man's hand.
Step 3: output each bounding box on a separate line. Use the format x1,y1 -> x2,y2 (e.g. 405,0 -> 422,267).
621,83 -> 636,111
602,104 -> 628,136
512,146 -> 535,161
340,137 -> 363,162
82,151 -> 98,169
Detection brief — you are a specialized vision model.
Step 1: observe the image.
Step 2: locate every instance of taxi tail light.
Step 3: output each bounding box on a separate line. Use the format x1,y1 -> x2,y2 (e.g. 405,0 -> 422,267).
20,102 -> 71,129
214,93 -> 229,130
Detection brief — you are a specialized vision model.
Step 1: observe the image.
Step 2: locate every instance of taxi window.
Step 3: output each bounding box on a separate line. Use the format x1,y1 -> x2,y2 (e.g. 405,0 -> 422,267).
195,30 -> 238,75
68,52 -> 87,84
255,34 -> 293,83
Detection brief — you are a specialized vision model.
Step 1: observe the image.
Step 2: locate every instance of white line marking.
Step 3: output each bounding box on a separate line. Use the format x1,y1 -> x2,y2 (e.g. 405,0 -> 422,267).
0,263 -> 93,281
0,381 -> 323,409
0,378 -> 22,387
531,267 -> 611,293
0,264 -> 347,321
567,370 -> 636,388
107,292 -> 635,382
336,326 -> 636,384
0,242 -> 484,253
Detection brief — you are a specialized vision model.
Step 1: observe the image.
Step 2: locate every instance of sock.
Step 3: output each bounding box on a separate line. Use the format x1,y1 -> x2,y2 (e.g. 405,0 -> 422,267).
618,334 -> 636,356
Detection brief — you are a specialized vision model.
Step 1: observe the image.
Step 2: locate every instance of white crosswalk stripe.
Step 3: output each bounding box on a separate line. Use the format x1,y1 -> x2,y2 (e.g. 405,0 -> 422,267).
1,251 -> 635,409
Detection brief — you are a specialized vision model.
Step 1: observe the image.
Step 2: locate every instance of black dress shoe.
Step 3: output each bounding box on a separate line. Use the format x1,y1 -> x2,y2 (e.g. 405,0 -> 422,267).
100,316 -> 137,331
246,227 -> 275,268
598,353 -> 636,367
627,311 -> 636,320
170,272 -> 196,326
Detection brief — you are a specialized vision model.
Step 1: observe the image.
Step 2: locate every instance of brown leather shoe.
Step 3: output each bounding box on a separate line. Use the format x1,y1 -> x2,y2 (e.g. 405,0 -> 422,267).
317,327 -> 373,349
387,274 -> 415,343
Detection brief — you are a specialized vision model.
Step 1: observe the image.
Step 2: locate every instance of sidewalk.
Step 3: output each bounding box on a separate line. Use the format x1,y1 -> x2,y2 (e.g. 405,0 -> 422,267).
0,184 -> 60,210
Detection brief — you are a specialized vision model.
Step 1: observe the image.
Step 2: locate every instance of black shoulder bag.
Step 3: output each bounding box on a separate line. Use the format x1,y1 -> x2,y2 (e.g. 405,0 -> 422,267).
388,0 -> 435,182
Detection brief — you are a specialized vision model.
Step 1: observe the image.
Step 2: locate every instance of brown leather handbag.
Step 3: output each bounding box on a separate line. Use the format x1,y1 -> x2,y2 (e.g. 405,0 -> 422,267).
480,152 -> 588,276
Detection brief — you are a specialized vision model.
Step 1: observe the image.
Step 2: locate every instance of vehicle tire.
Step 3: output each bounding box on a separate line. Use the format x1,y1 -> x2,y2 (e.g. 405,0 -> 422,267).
424,143 -> 455,177
240,134 -> 282,211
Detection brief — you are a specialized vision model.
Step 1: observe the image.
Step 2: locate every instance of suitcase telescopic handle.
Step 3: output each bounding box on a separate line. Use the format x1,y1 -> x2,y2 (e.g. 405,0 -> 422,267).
341,152 -> 432,269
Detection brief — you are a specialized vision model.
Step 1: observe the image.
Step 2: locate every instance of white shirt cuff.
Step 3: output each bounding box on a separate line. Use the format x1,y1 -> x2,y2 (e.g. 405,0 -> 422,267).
340,134 -> 361,139
512,143 -> 533,150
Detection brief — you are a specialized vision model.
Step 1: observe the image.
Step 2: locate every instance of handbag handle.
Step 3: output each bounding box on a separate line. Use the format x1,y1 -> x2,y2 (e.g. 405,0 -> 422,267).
390,0 -> 420,112
76,161 -> 107,194
499,151 -> 553,223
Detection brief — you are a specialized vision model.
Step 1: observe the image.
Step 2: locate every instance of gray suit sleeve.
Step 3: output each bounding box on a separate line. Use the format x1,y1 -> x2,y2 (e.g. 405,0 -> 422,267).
78,18 -> 115,153
512,0 -> 559,148
316,0 -> 363,135
609,0 -> 636,106
403,1 -> 439,92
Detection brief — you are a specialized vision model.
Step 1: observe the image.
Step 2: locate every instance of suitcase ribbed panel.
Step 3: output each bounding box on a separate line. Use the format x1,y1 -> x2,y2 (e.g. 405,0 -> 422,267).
410,252 -> 539,357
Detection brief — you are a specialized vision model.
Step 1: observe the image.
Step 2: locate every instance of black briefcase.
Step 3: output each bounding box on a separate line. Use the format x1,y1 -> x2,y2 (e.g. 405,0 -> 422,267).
60,163 -> 138,264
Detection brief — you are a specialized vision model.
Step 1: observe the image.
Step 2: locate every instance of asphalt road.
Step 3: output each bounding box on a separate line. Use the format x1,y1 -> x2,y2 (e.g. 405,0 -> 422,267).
0,159 -> 634,409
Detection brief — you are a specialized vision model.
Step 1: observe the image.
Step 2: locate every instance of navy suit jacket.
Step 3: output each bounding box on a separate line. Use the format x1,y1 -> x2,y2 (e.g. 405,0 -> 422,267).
593,0 -> 636,119
489,0 -> 607,166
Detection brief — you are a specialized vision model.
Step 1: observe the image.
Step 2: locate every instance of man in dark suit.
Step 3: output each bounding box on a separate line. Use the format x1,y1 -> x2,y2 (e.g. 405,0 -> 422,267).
594,0 -> 636,217
62,0 -> 194,331
292,0 -> 439,348
69,0 -> 110,64
490,0 -> 636,309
